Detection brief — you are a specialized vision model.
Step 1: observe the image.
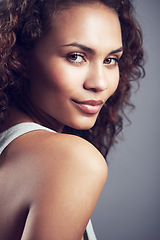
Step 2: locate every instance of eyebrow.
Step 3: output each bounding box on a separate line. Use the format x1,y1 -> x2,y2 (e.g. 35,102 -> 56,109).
110,47 -> 123,54
59,42 -> 123,55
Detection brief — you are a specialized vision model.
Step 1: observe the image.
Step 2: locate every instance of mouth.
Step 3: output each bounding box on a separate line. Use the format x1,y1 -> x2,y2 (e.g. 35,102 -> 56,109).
72,99 -> 103,114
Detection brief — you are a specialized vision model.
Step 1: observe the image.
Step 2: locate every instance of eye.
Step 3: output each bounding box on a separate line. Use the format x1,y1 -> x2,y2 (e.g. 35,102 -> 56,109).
104,58 -> 119,66
67,53 -> 86,64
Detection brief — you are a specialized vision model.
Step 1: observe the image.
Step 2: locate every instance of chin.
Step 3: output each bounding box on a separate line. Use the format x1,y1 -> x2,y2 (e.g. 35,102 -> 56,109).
70,119 -> 96,131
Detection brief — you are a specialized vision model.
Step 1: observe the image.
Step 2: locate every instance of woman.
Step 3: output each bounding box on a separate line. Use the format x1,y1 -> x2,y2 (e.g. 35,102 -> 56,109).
0,0 -> 144,239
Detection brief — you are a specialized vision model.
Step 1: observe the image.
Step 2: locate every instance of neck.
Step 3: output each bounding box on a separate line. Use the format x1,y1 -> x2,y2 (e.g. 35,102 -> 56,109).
19,101 -> 64,133
0,104 -> 64,133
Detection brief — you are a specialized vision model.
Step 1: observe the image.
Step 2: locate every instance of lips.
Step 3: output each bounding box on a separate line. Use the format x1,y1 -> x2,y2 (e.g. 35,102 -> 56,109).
72,99 -> 103,114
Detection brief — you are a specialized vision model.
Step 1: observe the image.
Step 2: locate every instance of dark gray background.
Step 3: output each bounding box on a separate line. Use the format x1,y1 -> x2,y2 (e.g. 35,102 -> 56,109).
92,0 -> 160,239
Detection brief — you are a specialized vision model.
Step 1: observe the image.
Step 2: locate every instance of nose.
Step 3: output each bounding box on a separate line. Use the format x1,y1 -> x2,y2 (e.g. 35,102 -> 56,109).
83,63 -> 107,92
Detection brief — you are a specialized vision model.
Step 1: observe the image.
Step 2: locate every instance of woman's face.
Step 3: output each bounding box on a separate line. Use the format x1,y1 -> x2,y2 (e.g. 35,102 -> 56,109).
28,3 -> 123,132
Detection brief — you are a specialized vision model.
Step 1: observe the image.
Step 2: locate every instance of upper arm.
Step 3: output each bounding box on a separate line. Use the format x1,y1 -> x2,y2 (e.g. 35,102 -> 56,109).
21,133 -> 108,240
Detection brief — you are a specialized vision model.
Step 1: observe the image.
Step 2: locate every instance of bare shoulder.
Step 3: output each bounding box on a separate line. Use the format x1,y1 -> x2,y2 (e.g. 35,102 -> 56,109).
28,130 -> 108,198
50,132 -> 108,176
6,130 -> 107,239
13,130 -> 108,182
5,129 -> 108,184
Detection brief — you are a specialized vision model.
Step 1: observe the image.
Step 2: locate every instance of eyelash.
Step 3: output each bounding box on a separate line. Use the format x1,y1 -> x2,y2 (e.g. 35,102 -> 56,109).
66,53 -> 86,64
66,53 -> 119,66
104,58 -> 119,66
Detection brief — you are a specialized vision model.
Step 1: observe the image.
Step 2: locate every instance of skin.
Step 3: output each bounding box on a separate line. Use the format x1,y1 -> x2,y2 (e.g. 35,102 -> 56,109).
27,2 -> 123,132
0,2 -> 123,240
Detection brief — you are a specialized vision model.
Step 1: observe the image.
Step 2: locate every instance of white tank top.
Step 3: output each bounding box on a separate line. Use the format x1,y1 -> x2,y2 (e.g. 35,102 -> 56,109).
0,122 -> 97,240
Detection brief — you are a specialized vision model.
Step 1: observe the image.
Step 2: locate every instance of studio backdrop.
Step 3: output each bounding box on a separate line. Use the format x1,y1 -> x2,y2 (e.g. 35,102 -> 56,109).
92,0 -> 160,239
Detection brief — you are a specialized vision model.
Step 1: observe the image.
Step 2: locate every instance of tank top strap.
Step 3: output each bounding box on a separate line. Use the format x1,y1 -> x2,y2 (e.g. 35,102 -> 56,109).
0,122 -> 55,155
86,219 -> 97,240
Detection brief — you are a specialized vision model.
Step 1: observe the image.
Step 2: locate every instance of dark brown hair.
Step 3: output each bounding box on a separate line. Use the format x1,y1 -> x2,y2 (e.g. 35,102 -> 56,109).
0,0 -> 145,158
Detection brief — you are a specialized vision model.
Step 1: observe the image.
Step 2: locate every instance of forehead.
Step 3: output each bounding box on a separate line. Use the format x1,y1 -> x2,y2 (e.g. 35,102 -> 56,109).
40,3 -> 122,52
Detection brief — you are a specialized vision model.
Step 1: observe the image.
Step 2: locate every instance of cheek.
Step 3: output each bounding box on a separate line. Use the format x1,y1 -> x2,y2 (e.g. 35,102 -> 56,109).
29,56 -> 68,91
108,70 -> 120,95
46,62 -> 84,93
47,68 -> 68,90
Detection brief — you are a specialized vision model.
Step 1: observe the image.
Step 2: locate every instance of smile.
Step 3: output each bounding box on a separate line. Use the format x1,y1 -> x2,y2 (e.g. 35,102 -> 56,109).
72,99 -> 103,114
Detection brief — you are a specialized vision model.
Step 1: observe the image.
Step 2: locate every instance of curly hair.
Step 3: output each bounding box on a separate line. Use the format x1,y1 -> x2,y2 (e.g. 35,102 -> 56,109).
0,0 -> 145,158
